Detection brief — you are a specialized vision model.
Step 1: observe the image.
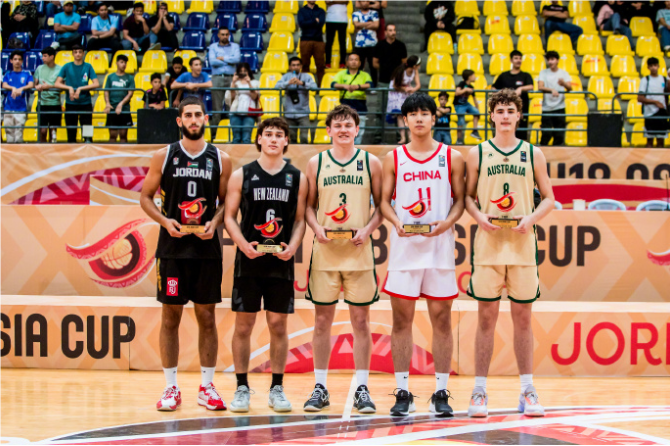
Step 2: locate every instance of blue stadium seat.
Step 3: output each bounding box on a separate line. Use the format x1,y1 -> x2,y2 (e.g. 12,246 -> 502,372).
240,31 -> 263,52
218,1 -> 242,13
210,32 -> 235,45
202,56 -> 212,74
36,0 -> 46,16
215,13 -> 238,32
181,31 -> 207,51
204,90 -> 213,112
184,12 -> 210,31
7,32 -> 31,51
1,53 -> 10,72
169,12 -> 181,31
23,52 -> 43,72
241,52 -> 259,72
243,14 -> 268,32
79,14 -> 93,34
32,30 -> 57,51
245,1 -> 269,13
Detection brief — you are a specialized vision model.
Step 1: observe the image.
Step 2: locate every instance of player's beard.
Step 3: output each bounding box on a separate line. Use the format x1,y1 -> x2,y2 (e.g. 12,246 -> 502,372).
181,124 -> 205,140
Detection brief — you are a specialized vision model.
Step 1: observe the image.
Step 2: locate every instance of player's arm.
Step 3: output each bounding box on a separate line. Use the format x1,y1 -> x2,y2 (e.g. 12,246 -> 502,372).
351,154 -> 383,246
380,151 -> 413,237
305,155 -> 330,244
512,147 -> 555,234
140,148 -> 185,238
425,150 -> 465,237
223,168 -> 264,259
464,146 -> 500,232
276,172 -> 308,261
196,150 -> 232,240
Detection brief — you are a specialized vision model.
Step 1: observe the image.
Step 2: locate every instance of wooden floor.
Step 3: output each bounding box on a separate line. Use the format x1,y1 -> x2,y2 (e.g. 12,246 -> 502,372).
2,370 -> 670,445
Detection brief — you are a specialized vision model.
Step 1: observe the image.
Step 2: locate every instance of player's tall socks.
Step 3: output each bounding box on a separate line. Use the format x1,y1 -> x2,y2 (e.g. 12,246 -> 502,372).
164,366 -> 178,387
236,373 -> 249,388
314,369 -> 328,389
395,372 -> 409,391
271,373 -> 284,388
201,367 -> 215,386
520,374 -> 533,393
474,376 -> 487,391
436,372 -> 449,392
356,370 -> 369,387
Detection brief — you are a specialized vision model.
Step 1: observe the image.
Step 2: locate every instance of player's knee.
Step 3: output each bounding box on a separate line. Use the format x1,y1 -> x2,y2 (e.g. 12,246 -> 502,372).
267,318 -> 287,337
350,314 -> 370,334
478,313 -> 497,332
162,314 -> 181,331
234,319 -> 255,337
392,313 -> 413,332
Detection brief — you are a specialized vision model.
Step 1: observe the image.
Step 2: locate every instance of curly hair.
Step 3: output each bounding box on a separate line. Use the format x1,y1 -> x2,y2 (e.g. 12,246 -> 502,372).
487,89 -> 523,129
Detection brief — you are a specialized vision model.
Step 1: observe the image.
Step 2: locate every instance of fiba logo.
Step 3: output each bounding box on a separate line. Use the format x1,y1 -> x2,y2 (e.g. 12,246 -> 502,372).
167,278 -> 178,296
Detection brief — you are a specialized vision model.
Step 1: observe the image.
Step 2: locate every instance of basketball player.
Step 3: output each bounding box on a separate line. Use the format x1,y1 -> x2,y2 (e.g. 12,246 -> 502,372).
380,92 -> 465,417
303,105 -> 383,414
223,117 -> 307,413
140,96 -> 232,411
465,89 -> 554,418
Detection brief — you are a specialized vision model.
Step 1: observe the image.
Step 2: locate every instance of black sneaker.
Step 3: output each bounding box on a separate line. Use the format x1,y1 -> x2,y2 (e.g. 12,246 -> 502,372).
303,384 -> 330,412
353,385 -> 376,414
389,389 -> 415,416
429,389 -> 454,417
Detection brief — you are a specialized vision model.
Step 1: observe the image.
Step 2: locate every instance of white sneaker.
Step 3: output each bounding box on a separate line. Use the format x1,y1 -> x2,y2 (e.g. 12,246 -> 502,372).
230,385 -> 252,413
519,385 -> 545,417
268,385 -> 292,412
198,382 -> 226,410
156,385 -> 181,411
468,387 -> 488,418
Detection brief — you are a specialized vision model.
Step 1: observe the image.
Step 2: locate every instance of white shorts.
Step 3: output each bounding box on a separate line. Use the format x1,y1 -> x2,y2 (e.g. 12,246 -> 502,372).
382,269 -> 458,301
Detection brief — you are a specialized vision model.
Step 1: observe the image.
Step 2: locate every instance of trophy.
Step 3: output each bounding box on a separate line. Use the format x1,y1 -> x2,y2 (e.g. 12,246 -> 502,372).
256,239 -> 284,253
180,225 -> 206,234
489,216 -> 519,228
403,224 -> 432,234
325,229 -> 355,239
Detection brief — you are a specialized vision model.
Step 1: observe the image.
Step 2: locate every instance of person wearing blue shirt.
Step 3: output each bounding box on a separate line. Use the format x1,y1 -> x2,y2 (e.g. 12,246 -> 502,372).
53,0 -> 82,50
87,3 -> 122,53
352,1 -> 380,86
2,51 -> 34,143
172,57 -> 213,102
208,27 -> 241,127
275,57 -> 318,144
298,1 -> 326,86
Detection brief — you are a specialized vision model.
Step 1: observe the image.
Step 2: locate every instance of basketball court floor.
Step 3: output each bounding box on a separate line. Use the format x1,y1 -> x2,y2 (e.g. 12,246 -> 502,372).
2,370 -> 669,445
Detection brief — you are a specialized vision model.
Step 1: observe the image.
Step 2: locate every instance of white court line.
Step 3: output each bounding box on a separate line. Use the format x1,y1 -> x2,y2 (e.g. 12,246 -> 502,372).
570,421 -> 670,445
88,185 -> 140,204
341,374 -> 358,421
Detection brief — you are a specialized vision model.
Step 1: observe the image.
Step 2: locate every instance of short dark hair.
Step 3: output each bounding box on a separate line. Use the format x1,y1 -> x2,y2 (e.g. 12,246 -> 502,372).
438,91 -> 449,100
117,54 -> 128,63
545,50 -> 559,60
289,56 -> 302,65
510,50 -> 522,58
385,22 -> 395,30
189,57 -> 202,66
71,43 -> 84,51
178,96 -> 206,116
326,104 -> 360,127
172,56 -> 183,65
256,117 -> 290,153
42,47 -> 56,56
151,72 -> 162,82
647,56 -> 659,66
462,69 -> 475,82
218,27 -> 230,33
345,52 -> 360,62
401,92 -> 437,116
133,2 -> 144,10
9,50 -> 23,61
97,2 -> 107,10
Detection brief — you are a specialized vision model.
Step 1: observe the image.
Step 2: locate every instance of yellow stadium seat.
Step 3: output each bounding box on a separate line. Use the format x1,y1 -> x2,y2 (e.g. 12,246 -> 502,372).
487,33 -> 514,55
426,53 -> 454,75
320,73 -> 338,96
641,56 -> 668,77
85,50 -> 109,75
458,33 -> 484,55
558,54 -> 578,75
517,33 -> 544,54
587,75 -> 614,99
427,31 -> 454,54
261,51 -> 289,73
581,54 -> 609,77
259,72 -> 282,95
627,100 -> 643,124
455,0 -> 480,17
617,76 -> 640,101
347,17 -> 355,34
428,74 -> 455,97
565,122 -> 587,146
514,15 -> 540,35
485,15 -> 510,34
214,122 -> 231,143
568,0 -> 591,17
528,98 -> 543,123
143,1 -> 157,15
55,51 -> 73,66
529,122 -> 544,145
23,119 -> 38,142
456,53 -> 484,75
269,13 -> 296,33
92,114 -> 109,142
318,96 -> 340,119
565,98 -> 588,122
313,120 -> 331,144
597,98 -> 621,113
630,122 -> 647,147
274,0 -> 299,13
483,0 -> 508,16
109,50 -> 138,74
139,50 -> 167,73
566,75 -> 583,98
269,32 -> 295,53
630,16 -> 654,37
610,55 -> 638,78
456,15 -> 481,35
636,36 -> 662,57
303,72 -> 317,96
573,15 -> 598,35
520,53 -> 545,75
489,53 -> 511,76
134,72 -> 152,91
94,94 -> 106,112
259,95 -> 280,118
129,92 -> 144,112
186,0 -> 213,13
548,32 -> 574,54
174,50 -> 197,70
512,0 -> 536,16
576,34 -> 603,55
606,35 -> 634,56
309,95 -> 317,121
331,33 -> 352,53
165,0 -> 184,13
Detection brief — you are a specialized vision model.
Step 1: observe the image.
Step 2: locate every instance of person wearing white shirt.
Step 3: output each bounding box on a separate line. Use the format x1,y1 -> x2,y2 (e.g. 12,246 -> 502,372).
638,57 -> 669,148
537,51 -> 572,146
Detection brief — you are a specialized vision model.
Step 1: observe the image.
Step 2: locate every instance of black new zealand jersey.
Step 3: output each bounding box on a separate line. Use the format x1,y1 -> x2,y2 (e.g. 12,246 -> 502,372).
156,141 -> 222,259
234,161 -> 301,279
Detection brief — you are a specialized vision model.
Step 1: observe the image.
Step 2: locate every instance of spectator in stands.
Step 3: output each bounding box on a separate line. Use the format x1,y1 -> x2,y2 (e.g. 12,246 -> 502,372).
2,50 -> 34,143
53,0 -> 81,50
104,54 -> 135,143
434,91 -> 452,145
364,1 -> 387,41
373,23 -> 407,90
542,0 -> 583,46
657,1 -> 670,52
596,1 -> 633,47
208,27 -> 241,127
423,1 -> 455,53
46,1 -> 63,18
164,56 -> 185,106
224,62 -> 260,144
34,47 -> 62,143
298,0 -> 326,86
144,73 -> 167,109
352,1 -> 379,85
638,57 -> 669,148
8,0 -> 39,46
54,43 -> 99,143
386,55 -> 420,144
453,69 -> 481,144
172,57 -> 212,102
275,57 -> 318,144
332,53 -> 372,144
629,1 -> 655,23
492,50 -> 534,140
538,50 -> 572,146
148,1 -> 178,50
78,1 -> 102,14
87,3 -> 123,53
122,2 -> 159,52
325,1 -> 349,69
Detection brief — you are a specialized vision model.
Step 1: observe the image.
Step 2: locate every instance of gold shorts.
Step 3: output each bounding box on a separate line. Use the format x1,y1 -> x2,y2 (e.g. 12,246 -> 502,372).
467,265 -> 540,303
306,270 -> 379,306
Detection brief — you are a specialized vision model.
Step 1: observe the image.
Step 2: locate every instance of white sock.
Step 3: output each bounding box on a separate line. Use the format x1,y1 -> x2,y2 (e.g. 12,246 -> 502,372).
395,372 -> 409,391
164,366 -> 178,388
356,370 -> 369,387
474,376 -> 487,391
314,369 -> 328,388
436,372 -> 449,392
520,374 -> 533,393
201,366 -> 215,386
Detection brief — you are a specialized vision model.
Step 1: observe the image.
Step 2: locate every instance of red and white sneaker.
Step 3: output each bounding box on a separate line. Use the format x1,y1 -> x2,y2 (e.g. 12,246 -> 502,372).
157,386 -> 181,411
198,382 -> 227,410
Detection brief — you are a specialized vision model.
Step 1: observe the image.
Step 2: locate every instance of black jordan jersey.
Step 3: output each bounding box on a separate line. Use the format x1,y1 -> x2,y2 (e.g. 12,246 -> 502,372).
156,141 -> 222,259
234,161 -> 301,279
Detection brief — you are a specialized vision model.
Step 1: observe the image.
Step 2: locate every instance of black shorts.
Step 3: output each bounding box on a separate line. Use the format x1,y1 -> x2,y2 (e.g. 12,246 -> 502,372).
38,104 -> 62,127
156,258 -> 222,305
232,276 -> 295,314
645,111 -> 669,137
106,112 -> 133,128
